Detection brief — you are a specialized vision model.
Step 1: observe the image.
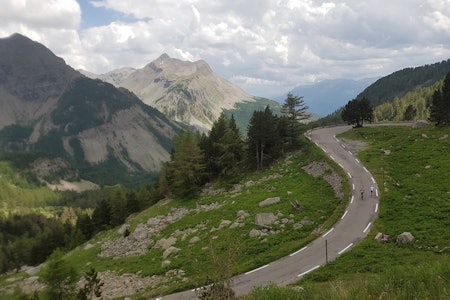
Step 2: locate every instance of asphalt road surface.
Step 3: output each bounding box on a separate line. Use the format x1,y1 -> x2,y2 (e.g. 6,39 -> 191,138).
155,125 -> 380,300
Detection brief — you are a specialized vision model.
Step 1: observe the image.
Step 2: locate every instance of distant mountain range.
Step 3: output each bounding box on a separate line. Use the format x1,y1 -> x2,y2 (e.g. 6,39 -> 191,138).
275,78 -> 377,117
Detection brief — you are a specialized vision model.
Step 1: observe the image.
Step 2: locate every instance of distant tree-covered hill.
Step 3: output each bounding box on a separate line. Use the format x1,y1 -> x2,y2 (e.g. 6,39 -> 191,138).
357,59 -> 450,106
314,59 -> 450,126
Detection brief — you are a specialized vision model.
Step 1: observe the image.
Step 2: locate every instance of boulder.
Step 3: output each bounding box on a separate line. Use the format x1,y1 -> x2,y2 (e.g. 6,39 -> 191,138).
396,232 -> 414,245
259,197 -> 281,207
249,229 -> 264,238
237,210 -> 250,219
255,213 -> 277,226
219,220 -> 232,229
163,246 -> 180,259
161,260 -> 171,268
189,236 -> 201,244
118,224 -> 130,235
155,236 -> 177,250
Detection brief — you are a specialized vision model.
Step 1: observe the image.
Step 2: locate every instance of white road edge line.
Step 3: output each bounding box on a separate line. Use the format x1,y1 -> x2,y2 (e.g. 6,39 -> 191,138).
376,189 -> 379,197
322,227 -> 334,237
355,158 -> 360,163
352,184 -> 355,190
341,144 -> 346,149
347,172 -> 352,178
363,166 -> 369,172
351,195 -> 354,204
338,243 -> 353,255
330,155 -> 335,161
338,163 -> 344,169
245,264 -> 269,275
363,222 -> 372,233
290,246 -> 308,257
297,265 -> 321,278
375,203 -> 379,213
341,210 -> 348,220
371,177 -> 376,183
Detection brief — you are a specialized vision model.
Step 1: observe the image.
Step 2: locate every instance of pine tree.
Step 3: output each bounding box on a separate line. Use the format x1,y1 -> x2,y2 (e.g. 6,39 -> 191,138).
169,131 -> 205,198
247,106 -> 281,170
341,97 -> 373,127
430,72 -> 450,125
281,93 -> 310,148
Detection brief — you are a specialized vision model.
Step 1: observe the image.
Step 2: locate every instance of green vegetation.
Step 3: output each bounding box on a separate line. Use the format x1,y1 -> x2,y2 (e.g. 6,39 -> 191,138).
373,81 -> 440,122
341,97 -> 373,127
31,135 -> 348,298
357,59 -> 450,106
262,125 -> 449,299
224,97 -> 283,135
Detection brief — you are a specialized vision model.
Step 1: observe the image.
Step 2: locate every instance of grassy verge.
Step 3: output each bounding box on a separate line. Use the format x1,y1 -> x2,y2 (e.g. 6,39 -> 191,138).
245,125 -> 450,299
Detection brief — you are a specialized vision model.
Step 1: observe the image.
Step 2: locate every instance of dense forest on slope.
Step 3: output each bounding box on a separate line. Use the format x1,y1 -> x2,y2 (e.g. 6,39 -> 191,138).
373,80 -> 442,122
357,59 -> 450,106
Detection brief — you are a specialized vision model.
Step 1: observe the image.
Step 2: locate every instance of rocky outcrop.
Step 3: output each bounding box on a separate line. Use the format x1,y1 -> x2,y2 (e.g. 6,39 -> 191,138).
302,161 -> 343,198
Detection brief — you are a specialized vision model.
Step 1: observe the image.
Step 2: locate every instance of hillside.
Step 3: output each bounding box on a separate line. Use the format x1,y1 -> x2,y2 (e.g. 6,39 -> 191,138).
86,54 -> 281,133
357,59 -> 450,106
0,34 -> 181,186
0,137 -> 350,298
314,59 -> 450,126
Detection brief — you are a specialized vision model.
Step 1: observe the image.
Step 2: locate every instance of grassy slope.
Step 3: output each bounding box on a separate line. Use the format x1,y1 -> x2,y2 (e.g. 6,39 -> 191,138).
259,125 -> 449,299
0,161 -> 60,216
19,137 -> 348,298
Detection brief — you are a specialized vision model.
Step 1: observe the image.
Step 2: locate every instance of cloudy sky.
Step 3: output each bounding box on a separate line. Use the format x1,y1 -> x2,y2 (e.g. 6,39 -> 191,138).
1,0 -> 450,98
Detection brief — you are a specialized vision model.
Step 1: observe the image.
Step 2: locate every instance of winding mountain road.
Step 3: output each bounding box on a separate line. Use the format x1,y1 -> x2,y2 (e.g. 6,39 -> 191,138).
156,125 -> 380,299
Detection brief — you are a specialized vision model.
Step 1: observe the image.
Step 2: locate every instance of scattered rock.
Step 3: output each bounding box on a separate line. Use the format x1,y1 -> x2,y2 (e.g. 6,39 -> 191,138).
255,213 -> 277,227
374,232 -> 390,243
259,197 -> 281,207
161,260 -> 171,268
439,134 -> 448,140
163,246 -> 181,259
230,222 -> 245,229
396,232 -> 414,245
219,220 -> 232,229
237,210 -> 250,219
189,236 -> 201,244
155,236 -> 177,250
249,229 -> 265,238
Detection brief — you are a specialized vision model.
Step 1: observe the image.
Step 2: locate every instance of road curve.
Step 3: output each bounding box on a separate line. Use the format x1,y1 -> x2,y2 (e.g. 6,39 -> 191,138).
155,125 -> 380,300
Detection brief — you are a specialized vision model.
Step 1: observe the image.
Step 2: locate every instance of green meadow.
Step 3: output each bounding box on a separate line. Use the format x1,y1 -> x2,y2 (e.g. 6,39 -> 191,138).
243,125 -> 450,299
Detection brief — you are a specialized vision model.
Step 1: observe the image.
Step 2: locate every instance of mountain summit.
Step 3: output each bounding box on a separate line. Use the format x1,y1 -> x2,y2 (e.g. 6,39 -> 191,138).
0,34 -> 180,185
90,54 -> 256,131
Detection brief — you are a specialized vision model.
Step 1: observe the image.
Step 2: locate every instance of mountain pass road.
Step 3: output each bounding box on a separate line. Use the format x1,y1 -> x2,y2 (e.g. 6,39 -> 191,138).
155,125 -> 380,300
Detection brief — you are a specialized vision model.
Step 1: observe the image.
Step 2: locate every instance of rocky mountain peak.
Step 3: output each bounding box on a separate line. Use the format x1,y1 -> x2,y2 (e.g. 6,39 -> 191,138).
96,54 -> 254,131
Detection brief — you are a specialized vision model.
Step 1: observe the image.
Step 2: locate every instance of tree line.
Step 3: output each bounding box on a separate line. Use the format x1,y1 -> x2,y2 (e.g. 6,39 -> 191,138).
0,187 -> 152,274
155,93 -> 310,198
